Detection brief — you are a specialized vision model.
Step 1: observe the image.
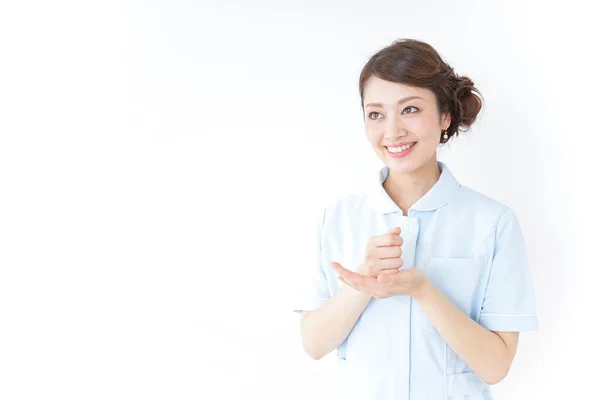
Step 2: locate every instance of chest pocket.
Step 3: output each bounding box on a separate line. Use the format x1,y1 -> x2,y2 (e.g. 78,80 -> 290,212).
420,255 -> 487,335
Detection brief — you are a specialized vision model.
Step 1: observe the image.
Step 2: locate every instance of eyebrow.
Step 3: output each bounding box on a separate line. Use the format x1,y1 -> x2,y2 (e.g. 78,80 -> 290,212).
364,96 -> 424,108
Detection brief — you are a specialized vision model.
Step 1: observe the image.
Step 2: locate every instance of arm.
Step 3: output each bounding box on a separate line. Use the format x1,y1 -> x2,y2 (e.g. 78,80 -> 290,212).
299,227 -> 403,360
413,279 -> 519,385
300,279 -> 372,360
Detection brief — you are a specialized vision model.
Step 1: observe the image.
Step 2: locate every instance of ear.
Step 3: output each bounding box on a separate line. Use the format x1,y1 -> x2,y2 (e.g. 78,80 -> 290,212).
441,112 -> 451,130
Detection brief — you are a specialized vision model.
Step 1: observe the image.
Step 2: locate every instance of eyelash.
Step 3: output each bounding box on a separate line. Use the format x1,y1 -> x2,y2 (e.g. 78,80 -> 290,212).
368,106 -> 419,120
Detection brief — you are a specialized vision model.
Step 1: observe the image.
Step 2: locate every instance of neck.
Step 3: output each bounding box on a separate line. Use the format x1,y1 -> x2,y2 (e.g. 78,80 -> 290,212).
383,157 -> 441,215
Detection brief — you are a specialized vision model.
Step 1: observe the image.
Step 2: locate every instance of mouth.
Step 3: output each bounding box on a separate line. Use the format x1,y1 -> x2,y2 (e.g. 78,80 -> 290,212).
385,142 -> 416,158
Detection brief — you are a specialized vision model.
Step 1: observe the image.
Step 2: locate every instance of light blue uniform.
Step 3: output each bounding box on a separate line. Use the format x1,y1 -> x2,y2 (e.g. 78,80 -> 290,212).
293,161 -> 538,399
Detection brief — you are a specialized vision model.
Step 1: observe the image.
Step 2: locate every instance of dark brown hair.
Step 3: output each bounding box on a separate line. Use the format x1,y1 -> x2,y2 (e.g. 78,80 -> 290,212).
359,39 -> 483,144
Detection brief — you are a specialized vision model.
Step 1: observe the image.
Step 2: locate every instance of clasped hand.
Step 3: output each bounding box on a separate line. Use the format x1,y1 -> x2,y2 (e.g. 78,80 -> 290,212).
331,227 -> 426,299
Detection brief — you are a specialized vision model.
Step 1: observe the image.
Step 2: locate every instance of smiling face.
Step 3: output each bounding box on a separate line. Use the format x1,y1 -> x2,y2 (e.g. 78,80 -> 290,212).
362,76 -> 451,174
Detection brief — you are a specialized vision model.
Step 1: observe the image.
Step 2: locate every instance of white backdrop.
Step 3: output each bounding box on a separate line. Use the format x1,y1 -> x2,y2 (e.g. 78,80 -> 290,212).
0,1 -> 597,399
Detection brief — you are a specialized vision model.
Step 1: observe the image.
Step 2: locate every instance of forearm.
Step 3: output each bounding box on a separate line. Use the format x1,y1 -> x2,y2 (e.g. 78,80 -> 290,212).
301,284 -> 372,360
413,279 -> 511,384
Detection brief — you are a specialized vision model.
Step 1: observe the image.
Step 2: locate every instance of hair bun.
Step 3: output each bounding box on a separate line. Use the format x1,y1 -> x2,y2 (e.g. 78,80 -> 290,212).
452,75 -> 482,130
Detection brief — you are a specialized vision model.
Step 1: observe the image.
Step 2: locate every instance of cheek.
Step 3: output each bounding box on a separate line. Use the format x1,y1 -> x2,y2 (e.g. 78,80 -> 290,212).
365,121 -> 384,143
409,115 -> 439,138
418,114 -> 438,132
365,127 -> 381,145
406,115 -> 428,131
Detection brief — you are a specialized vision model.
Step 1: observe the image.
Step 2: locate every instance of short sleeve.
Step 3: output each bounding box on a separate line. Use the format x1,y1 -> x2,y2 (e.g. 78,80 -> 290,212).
479,207 -> 539,332
292,208 -> 331,314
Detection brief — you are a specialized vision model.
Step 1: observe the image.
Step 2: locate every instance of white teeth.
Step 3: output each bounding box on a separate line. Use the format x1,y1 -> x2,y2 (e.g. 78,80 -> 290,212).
387,142 -> 415,153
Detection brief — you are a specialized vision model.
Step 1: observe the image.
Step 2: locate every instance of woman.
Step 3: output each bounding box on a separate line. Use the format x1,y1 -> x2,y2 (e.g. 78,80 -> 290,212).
293,39 -> 538,400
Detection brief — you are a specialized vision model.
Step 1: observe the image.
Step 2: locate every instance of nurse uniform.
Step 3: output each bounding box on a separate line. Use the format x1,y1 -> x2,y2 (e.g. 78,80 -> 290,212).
293,161 -> 538,400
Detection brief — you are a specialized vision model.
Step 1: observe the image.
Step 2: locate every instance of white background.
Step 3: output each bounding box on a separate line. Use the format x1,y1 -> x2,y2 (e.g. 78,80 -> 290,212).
0,1 -> 597,399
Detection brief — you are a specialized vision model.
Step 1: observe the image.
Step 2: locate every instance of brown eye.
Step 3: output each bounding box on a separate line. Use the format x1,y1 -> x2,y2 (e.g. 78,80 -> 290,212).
402,106 -> 419,114
368,112 -> 382,120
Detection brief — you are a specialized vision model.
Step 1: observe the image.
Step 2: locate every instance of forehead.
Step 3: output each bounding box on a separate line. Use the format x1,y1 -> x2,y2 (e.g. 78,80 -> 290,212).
363,76 -> 435,105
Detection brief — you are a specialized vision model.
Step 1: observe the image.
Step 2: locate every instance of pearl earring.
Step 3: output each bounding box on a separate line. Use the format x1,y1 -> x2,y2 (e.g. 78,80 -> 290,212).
442,130 -> 448,140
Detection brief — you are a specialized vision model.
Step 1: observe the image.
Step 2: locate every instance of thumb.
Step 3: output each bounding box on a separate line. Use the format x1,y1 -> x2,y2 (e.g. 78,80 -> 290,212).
388,226 -> 401,235
331,261 -> 343,270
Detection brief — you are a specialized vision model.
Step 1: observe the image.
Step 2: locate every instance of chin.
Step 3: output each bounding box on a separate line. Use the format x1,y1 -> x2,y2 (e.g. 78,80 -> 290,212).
386,161 -> 421,174
383,148 -> 436,174
380,151 -> 419,172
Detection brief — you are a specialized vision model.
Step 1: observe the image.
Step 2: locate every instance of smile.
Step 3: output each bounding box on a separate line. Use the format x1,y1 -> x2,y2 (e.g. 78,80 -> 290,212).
385,142 -> 416,158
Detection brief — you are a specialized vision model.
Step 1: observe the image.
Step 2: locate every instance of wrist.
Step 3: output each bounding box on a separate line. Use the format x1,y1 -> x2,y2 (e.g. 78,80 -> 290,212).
412,276 -> 435,302
341,281 -> 373,301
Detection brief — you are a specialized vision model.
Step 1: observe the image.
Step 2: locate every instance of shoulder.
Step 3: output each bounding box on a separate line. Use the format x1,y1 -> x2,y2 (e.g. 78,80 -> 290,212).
443,185 -> 525,254
454,184 -> 512,218
449,184 -> 522,239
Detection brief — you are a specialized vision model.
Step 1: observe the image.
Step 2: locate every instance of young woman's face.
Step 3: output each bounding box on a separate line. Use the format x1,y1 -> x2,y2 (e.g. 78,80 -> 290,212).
362,77 -> 450,173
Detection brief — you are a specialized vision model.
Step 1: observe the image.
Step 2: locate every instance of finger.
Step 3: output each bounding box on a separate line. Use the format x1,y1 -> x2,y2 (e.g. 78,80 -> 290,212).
338,275 -> 357,290
373,245 -> 402,259
371,232 -> 403,247
333,262 -> 384,296
337,265 -> 369,291
332,261 -> 359,278
350,270 -> 393,298
331,261 -> 343,273
373,257 -> 403,272
379,268 -> 400,275
331,262 -> 355,282
388,226 -> 401,235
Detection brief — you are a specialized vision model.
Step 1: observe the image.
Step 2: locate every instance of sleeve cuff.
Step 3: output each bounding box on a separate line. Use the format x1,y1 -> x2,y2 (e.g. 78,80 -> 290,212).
292,297 -> 329,314
479,313 -> 539,331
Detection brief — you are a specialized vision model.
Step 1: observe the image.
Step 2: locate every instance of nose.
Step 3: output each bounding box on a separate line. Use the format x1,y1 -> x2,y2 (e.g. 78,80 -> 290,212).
383,113 -> 407,140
